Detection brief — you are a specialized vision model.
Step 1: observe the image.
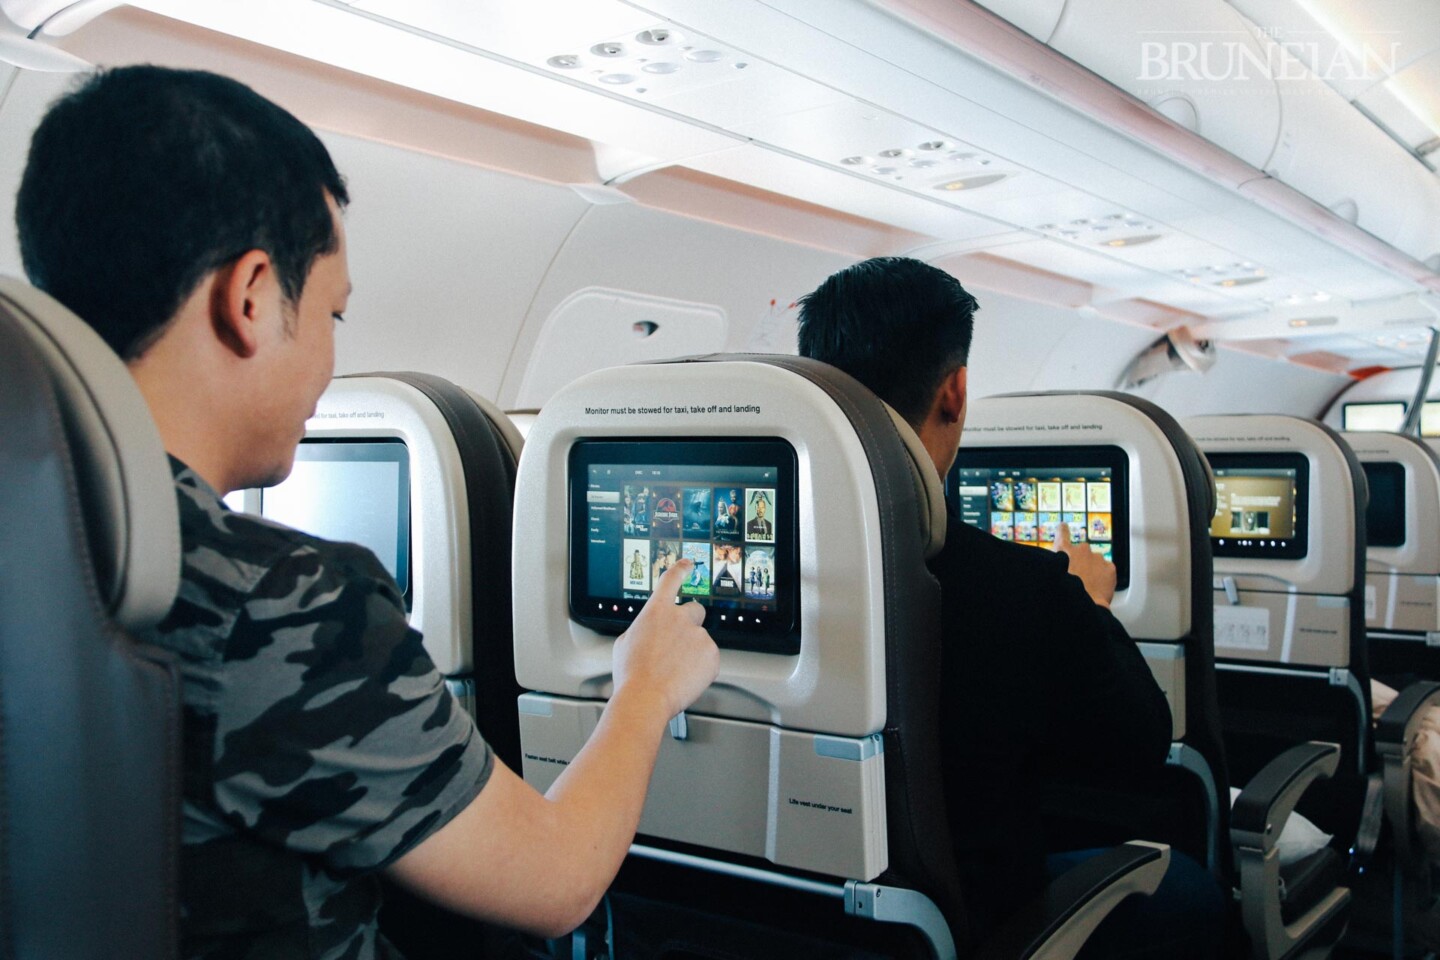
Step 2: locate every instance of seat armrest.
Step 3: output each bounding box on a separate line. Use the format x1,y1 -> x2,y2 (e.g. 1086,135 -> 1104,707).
1231,742 -> 1339,853
1376,681 -> 1440,754
1377,681 -> 1440,873
974,842 -> 1169,960
1232,742 -> 1350,960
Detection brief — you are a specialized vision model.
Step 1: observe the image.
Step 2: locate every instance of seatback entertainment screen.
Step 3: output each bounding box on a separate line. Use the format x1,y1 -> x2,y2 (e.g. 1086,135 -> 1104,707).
259,439 -> 412,600
946,446 -> 1131,590
1206,453 -> 1309,559
569,439 -> 799,655
1361,461 -> 1406,549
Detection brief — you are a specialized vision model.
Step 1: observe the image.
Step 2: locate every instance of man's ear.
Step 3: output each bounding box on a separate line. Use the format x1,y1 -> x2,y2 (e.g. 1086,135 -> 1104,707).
210,250 -> 278,359
939,366 -> 968,424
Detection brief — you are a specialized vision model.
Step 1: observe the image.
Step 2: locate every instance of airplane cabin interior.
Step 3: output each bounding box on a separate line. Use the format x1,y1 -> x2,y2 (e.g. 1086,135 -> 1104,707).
2,1 -> 1440,959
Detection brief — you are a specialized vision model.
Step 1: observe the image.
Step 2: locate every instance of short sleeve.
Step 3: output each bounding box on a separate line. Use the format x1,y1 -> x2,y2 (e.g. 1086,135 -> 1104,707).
209,538 -> 493,875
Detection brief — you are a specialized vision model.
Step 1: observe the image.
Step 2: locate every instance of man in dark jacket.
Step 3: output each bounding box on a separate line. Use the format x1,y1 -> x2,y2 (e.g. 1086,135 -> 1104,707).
796,257 -> 1223,959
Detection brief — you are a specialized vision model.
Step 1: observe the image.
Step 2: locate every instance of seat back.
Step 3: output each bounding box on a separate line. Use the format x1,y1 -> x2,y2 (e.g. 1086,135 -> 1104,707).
1184,415 -> 1373,842
1341,431 -> 1440,683
226,375 -> 524,767
954,392 -> 1230,876
512,354 -> 968,950
0,278 -> 182,959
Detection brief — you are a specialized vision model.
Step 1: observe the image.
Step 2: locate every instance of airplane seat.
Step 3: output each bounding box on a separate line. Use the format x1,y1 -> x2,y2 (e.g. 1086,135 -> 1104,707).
1335,431 -> 1440,958
1184,415 -> 1371,959
0,278 -> 183,958
237,372 -> 525,766
952,392 -> 1232,882
1341,430 -> 1440,685
513,354 -> 1171,960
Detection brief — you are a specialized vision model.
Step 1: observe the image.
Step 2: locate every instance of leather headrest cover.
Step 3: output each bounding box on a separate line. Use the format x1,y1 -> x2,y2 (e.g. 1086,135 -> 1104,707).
0,278 -> 179,630
884,403 -> 947,560
464,388 -> 525,463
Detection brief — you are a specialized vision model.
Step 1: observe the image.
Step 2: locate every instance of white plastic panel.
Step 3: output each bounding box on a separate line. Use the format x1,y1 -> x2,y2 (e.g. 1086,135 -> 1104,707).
512,360 -> 889,736
515,288 -> 726,410
500,201 -> 850,408
1213,591 -> 1350,667
298,378 -> 474,677
519,693 -> 889,879
1183,414 -> 1359,596
962,394 -> 1195,642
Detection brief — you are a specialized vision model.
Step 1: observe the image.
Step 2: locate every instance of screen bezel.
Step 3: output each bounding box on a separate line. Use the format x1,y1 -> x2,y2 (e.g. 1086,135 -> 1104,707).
1361,460 -> 1406,549
568,438 -> 801,655
1206,452 -> 1310,560
260,438 -> 412,605
945,445 -> 1131,591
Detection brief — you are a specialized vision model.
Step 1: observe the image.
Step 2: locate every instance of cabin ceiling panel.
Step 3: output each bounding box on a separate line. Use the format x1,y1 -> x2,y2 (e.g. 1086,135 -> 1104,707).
1132,344 -> 1348,419
964,288 -> 1159,398
0,69 -> 84,278
125,0 -> 742,166
685,144 -> 1013,241
985,238 -> 1268,315
320,130 -> 592,399
501,200 -> 851,408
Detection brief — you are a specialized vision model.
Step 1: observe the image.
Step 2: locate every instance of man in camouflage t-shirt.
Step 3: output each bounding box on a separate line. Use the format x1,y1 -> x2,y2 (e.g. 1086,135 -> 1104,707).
18,66 -> 718,958
161,455 -> 491,958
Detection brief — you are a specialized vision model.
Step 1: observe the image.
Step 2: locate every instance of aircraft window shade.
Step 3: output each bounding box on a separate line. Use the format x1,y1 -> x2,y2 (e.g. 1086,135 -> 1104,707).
1342,401 -> 1406,433
946,445 -> 1131,590
568,438 -> 799,655
1360,461 -> 1406,548
260,438 -> 412,603
1207,453 -> 1309,560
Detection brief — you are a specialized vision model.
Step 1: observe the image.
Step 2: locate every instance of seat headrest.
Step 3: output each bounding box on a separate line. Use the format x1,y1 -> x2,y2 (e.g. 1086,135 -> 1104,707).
463,389 -> 525,463
0,278 -> 179,631
883,403 -> 947,560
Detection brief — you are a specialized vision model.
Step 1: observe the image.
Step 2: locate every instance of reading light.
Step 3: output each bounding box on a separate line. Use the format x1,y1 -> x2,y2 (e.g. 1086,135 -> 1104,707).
935,173 -> 1007,191
1105,234 -> 1161,248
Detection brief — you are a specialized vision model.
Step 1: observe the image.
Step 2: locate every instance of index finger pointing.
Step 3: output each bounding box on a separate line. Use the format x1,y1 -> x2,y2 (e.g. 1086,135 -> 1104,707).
1054,522 -> 1071,551
652,558 -> 693,605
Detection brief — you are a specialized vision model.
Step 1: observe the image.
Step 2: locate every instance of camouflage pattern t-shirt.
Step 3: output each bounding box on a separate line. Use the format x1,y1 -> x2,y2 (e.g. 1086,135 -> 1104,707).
142,458 -> 493,960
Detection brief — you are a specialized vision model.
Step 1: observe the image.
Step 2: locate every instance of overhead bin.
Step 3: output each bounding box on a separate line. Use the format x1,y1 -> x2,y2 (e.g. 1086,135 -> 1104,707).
974,0 -> 1440,275
1041,0 -> 1282,171
1260,68 -> 1440,264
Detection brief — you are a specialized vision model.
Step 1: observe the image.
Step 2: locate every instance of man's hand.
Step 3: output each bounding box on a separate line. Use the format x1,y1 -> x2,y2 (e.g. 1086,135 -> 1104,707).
612,559 -> 718,719
388,558 -> 719,937
1053,523 -> 1116,609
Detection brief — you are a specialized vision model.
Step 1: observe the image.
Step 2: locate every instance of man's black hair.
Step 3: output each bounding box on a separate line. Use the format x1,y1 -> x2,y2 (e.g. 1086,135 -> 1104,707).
796,257 -> 977,427
17,65 -> 349,360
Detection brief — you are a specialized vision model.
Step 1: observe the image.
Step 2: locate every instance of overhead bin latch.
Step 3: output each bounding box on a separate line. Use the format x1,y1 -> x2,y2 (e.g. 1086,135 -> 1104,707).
668,711 -> 689,741
1222,576 -> 1240,606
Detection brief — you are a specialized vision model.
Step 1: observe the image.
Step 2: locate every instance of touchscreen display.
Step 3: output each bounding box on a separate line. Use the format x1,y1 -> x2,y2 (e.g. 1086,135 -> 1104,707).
1343,402 -> 1406,433
570,439 -> 799,655
946,446 -> 1130,590
1207,453 -> 1308,559
1361,461 -> 1406,548
260,439 -> 411,599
